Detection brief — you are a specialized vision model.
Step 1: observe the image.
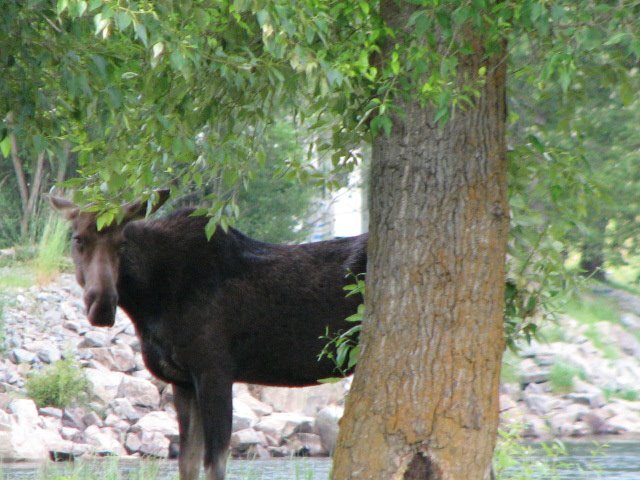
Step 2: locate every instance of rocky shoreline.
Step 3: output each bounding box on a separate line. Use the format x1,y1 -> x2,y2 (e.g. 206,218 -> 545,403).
2,274 -> 640,463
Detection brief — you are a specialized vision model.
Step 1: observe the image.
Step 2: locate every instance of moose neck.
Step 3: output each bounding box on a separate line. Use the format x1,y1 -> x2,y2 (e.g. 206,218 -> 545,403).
114,211 -> 241,325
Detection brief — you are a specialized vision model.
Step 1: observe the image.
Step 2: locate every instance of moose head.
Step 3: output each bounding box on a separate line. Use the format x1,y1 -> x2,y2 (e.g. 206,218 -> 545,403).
49,190 -> 170,327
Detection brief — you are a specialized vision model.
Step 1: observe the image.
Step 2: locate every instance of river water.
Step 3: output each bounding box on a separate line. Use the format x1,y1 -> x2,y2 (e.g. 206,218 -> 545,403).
1,442 -> 639,479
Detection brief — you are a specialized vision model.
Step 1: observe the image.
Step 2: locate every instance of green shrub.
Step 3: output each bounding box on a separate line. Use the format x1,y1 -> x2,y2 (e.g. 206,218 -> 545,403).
564,296 -> 620,325
549,359 -> 587,394
501,350 -> 521,384
26,358 -> 89,409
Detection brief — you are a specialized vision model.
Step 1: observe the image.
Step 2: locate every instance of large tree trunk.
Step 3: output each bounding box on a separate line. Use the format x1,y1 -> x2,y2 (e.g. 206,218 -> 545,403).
331,6 -> 509,480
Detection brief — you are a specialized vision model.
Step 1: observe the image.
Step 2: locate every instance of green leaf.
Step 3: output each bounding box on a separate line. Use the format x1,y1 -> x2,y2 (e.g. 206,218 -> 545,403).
317,377 -> 342,384
205,218 -> 217,240
115,11 -> 132,31
134,22 -> 148,47
56,0 -> 69,15
0,137 -> 11,158
96,211 -> 114,231
604,32 -> 629,46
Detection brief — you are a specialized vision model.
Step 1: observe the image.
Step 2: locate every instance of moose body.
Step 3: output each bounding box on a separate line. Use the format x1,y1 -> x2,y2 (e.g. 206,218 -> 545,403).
51,193 -> 366,480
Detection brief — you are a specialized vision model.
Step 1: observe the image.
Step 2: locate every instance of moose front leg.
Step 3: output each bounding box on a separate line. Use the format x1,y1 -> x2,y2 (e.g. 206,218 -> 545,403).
174,384 -> 204,480
195,372 -> 233,480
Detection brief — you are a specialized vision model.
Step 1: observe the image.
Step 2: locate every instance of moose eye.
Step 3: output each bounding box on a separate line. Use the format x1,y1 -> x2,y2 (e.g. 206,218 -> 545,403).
72,236 -> 84,249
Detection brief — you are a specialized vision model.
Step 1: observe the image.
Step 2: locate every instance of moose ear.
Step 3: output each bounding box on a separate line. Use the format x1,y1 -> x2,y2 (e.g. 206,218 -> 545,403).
48,195 -> 79,220
122,189 -> 171,221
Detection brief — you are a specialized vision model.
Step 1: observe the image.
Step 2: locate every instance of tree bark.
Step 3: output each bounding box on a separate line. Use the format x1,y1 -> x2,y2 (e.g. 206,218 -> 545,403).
332,6 -> 509,480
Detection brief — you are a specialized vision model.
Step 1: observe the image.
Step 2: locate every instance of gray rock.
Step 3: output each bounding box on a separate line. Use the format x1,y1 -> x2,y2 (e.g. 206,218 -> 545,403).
110,344 -> 136,372
63,407 -> 88,430
39,407 -> 63,419
9,399 -> 40,427
85,368 -> 125,404
520,370 -> 550,386
232,399 -> 259,432
138,430 -> 170,458
315,405 -> 342,454
286,432 -> 325,457
133,411 -> 179,437
82,425 -> 123,455
125,432 -> 142,454
231,428 -> 267,453
82,411 -> 103,428
566,391 -> 605,408
117,376 -> 160,409
79,331 -> 110,348
109,398 -> 142,422
621,313 -> 640,331
33,342 -> 62,364
9,348 -> 37,364
524,393 -> 560,415
254,412 -> 315,439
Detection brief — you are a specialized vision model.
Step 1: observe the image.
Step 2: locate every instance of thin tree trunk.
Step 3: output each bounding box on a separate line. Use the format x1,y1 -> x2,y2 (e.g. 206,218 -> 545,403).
56,141 -> 70,185
332,6 -> 509,480
21,150 -> 47,238
579,218 -> 607,281
7,112 -> 29,215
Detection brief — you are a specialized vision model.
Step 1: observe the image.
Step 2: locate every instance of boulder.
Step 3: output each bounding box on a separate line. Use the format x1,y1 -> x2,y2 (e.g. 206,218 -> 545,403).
286,432 -> 325,457
133,411 -> 179,437
63,406 -> 88,430
117,376 -> 160,409
232,398 -> 259,432
110,344 -> 136,372
230,428 -> 267,453
138,430 -> 171,458
125,432 -> 142,454
109,397 -> 142,422
8,399 -> 40,428
31,341 -> 62,364
0,407 -> 49,461
79,330 -> 110,348
254,412 -> 315,439
82,425 -> 123,455
524,393 -> 560,415
85,368 -> 125,404
315,405 -> 343,454
233,384 -> 273,416
9,348 -> 37,364
258,380 -> 348,415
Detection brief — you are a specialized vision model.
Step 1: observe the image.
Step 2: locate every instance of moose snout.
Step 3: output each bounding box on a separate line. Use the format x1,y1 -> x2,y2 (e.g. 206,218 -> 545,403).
84,288 -> 118,327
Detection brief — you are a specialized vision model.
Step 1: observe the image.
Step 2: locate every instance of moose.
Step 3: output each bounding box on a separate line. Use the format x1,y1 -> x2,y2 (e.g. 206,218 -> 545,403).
50,191 -> 366,480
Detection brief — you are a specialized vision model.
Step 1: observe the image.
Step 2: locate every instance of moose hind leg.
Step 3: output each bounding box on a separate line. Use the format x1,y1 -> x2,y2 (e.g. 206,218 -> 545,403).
196,373 -> 232,480
174,385 -> 204,480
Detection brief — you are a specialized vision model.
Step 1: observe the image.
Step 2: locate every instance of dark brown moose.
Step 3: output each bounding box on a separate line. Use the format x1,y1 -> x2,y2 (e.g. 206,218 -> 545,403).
50,191 -> 366,480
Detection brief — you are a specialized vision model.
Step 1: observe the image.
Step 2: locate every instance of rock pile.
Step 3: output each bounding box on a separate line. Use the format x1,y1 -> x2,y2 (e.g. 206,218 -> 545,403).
0,274 -> 348,462
500,311 -> 640,440
3,275 -> 640,463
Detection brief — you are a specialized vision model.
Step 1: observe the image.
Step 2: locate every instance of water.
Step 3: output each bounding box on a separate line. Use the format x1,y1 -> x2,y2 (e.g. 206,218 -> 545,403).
1,443 -> 639,479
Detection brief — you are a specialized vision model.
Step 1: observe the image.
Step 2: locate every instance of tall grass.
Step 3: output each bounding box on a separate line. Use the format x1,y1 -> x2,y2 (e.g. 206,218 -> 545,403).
493,426 -> 605,479
34,213 -> 70,284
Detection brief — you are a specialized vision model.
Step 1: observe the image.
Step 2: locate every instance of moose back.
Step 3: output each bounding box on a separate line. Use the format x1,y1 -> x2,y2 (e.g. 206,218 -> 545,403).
51,193 -> 366,480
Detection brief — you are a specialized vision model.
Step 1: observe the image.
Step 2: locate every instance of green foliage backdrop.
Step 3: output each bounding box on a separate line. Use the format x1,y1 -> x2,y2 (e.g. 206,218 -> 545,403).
2,0 -> 640,341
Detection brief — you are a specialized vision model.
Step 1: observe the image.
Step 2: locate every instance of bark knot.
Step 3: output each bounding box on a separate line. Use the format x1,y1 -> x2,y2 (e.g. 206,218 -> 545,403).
403,452 -> 441,480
